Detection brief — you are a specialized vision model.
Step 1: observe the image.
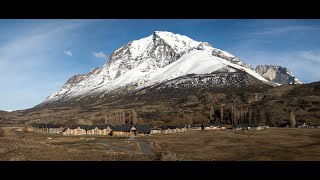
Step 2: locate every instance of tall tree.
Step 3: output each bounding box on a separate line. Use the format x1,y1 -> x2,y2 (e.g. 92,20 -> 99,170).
220,106 -> 224,123
290,111 -> 296,127
248,108 -> 252,125
132,109 -> 137,125
121,112 -> 126,125
231,106 -> 234,125
266,111 -> 273,126
183,112 -> 193,125
210,106 -> 214,121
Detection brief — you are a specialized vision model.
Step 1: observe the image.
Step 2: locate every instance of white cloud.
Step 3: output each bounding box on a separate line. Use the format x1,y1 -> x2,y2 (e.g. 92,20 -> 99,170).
0,20 -> 110,110
299,50 -> 320,63
93,51 -> 107,59
64,50 -> 73,56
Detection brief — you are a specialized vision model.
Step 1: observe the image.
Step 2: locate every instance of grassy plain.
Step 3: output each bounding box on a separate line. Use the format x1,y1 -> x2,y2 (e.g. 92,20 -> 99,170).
0,126 -> 319,160
140,128 -> 320,160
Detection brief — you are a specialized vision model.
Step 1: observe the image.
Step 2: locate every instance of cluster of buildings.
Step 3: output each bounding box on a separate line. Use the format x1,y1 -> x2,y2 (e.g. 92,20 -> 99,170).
63,125 -> 113,136
234,124 -> 270,131
30,122 -> 270,137
30,123 -> 153,137
151,124 -> 228,134
297,123 -> 320,128
151,125 -> 188,134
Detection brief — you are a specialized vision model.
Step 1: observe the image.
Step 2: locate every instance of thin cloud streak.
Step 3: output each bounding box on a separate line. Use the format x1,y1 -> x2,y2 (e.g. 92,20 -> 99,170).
299,50 -> 320,64
64,50 -> 73,56
252,25 -> 320,36
0,20 -> 100,110
0,19 -> 319,110
92,51 -> 107,59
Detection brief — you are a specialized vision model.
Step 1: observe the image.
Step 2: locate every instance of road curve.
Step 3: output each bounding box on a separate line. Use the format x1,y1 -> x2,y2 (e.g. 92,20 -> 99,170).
126,136 -> 152,155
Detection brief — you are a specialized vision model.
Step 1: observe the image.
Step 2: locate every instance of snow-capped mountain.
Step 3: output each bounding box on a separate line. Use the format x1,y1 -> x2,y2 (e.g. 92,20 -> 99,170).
255,64 -> 302,85
41,31 -> 277,106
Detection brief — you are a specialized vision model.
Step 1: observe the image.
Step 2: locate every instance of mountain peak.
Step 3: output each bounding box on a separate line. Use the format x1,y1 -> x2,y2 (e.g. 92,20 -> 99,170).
153,30 -> 186,37
255,64 -> 302,84
43,31 -> 281,105
152,31 -> 201,50
109,31 -> 205,71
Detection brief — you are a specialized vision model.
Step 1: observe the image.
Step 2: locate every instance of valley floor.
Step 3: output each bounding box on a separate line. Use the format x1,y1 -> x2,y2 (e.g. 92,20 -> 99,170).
140,128 -> 320,160
0,126 -> 319,160
0,126 -> 154,161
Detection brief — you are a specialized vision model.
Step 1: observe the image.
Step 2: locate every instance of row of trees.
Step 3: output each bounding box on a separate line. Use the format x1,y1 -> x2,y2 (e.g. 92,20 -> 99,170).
210,105 -> 252,125
209,105 -> 297,127
100,106 -> 296,127
104,109 -> 137,126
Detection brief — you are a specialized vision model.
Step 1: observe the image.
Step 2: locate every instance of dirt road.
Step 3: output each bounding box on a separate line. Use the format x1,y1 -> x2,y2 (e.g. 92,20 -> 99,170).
126,136 -> 153,155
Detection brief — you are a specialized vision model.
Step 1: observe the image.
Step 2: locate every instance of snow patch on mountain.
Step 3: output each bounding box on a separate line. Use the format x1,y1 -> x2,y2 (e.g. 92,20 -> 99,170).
43,31 -> 276,104
141,50 -> 269,88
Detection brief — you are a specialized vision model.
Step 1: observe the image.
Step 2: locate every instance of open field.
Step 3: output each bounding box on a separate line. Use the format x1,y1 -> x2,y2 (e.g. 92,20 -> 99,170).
140,128 -> 320,160
0,126 -> 319,160
0,127 -> 155,161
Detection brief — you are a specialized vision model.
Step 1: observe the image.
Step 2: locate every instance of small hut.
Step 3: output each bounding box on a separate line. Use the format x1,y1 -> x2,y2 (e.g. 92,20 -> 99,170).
190,124 -> 202,130
136,125 -> 152,135
112,124 -> 137,137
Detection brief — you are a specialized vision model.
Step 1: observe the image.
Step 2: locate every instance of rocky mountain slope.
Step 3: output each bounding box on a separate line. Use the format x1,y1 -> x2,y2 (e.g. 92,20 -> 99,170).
2,31 -> 312,127
255,64 -> 302,85
3,81 -> 319,128
40,31 -> 278,107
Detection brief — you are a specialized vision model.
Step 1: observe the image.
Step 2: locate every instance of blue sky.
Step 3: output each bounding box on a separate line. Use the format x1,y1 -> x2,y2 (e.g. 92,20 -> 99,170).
1,19 -> 320,111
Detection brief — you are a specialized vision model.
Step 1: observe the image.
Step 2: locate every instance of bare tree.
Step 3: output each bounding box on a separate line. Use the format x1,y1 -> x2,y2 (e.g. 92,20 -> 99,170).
220,106 -> 224,123
210,106 -> 214,121
183,112 -> 193,125
132,109 -> 137,125
248,108 -> 252,125
290,111 -> 296,127
121,112 -> 126,125
231,106 -> 234,125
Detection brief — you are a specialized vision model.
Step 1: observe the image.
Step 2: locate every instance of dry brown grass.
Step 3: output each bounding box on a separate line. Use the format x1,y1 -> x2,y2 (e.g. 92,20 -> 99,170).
140,128 -> 320,161
0,136 -> 155,161
0,126 -> 155,161
2,126 -> 319,161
